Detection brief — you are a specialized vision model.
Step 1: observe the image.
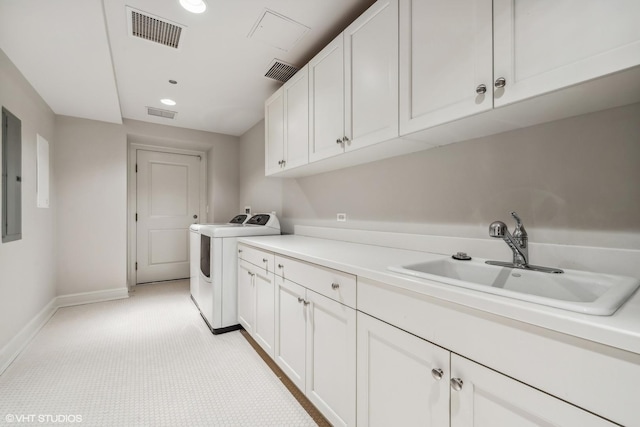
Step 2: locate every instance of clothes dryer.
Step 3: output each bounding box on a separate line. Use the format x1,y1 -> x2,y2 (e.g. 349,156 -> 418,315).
192,213 -> 280,333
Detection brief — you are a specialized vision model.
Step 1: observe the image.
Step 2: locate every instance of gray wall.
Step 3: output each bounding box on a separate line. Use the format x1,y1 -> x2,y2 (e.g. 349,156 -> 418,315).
238,121 -> 283,216
54,116 -> 127,295
0,48 -> 57,351
239,103 -> 640,249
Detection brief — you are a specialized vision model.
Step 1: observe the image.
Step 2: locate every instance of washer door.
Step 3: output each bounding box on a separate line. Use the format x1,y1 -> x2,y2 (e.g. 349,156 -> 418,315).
200,235 -> 210,278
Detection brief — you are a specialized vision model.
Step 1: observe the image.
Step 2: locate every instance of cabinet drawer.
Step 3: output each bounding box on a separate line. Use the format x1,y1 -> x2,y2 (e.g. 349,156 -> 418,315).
238,244 -> 275,273
275,255 -> 356,308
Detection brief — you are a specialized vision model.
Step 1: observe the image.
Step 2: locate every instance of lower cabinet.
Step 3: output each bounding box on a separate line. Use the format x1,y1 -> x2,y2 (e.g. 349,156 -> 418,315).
237,259 -> 275,358
240,245 -> 620,426
275,276 -> 357,427
358,312 -> 615,427
237,259 -> 254,335
356,312 -> 449,426
450,353 -> 615,427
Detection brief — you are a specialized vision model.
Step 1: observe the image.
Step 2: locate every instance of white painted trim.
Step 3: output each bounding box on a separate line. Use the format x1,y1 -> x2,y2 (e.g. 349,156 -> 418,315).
127,142 -> 208,288
0,299 -> 57,375
55,287 -> 130,308
0,288 -> 129,375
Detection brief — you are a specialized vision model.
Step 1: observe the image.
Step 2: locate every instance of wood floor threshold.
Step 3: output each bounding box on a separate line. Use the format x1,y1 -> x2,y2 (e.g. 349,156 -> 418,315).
240,329 -> 332,427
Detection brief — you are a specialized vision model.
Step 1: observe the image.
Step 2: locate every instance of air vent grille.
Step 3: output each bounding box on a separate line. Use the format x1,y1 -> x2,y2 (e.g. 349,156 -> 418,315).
131,10 -> 182,48
265,60 -> 300,83
147,107 -> 177,119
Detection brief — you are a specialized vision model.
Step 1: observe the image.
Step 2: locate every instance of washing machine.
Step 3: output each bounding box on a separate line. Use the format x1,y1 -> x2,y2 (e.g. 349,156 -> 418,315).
191,213 -> 280,334
189,214 -> 251,311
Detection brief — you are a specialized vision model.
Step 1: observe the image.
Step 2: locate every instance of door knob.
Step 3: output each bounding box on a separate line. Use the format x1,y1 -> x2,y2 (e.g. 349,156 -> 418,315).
193,214 -> 198,219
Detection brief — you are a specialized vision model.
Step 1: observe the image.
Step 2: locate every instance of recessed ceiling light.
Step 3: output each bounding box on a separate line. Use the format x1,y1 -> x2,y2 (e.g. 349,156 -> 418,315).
161,98 -> 177,106
179,0 -> 206,14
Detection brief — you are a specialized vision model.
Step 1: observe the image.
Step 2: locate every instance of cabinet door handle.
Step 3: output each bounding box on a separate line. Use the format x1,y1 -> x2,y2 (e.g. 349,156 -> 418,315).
336,138 -> 343,144
342,136 -> 350,143
303,300 -> 310,306
494,77 -> 506,88
277,264 -> 284,269
331,283 -> 339,290
476,84 -> 487,95
238,249 -> 243,253
281,160 -> 286,167
450,378 -> 463,391
262,258 -> 268,263
297,297 -> 304,303
431,368 -> 444,381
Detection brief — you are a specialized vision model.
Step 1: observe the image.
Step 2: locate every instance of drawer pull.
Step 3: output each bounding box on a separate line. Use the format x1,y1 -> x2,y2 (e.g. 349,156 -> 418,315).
303,300 -> 310,306
297,297 -> 304,303
450,378 -> 463,391
431,368 -> 444,381
238,249 -> 243,253
262,258 -> 268,263
331,283 -> 340,290
278,264 -> 284,269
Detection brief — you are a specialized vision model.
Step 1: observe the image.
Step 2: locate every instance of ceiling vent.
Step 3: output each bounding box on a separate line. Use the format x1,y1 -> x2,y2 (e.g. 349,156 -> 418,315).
127,7 -> 184,49
264,59 -> 300,83
147,107 -> 177,119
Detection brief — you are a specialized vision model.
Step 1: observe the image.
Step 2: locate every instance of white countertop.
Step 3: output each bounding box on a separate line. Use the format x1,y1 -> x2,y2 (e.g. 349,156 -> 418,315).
239,234 -> 640,355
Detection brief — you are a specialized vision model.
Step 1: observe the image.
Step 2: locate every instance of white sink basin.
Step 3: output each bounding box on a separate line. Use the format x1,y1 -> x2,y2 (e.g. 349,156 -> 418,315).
388,258 -> 640,315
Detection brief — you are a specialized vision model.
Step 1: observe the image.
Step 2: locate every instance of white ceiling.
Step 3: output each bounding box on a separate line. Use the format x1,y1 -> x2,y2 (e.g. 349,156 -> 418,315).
0,0 -> 375,136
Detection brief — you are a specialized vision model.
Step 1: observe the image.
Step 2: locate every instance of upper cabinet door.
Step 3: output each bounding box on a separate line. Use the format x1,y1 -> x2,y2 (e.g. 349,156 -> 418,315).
265,89 -> 285,175
344,0 -> 399,152
309,34 -> 346,163
493,0 -> 640,107
283,65 -> 309,170
399,0 -> 493,136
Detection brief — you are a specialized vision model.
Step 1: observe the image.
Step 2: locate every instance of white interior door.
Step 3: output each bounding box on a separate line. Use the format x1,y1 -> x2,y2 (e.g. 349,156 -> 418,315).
136,150 -> 201,284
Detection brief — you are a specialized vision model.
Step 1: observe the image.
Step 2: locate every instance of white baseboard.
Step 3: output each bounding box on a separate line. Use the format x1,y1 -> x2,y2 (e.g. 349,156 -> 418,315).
0,299 -> 58,375
0,287 -> 129,375
55,287 -> 129,308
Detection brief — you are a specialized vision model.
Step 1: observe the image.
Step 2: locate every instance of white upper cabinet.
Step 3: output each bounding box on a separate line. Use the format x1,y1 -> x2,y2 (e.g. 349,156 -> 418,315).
493,0 -> 640,107
309,34 -> 346,162
265,89 -> 285,175
266,0 -> 640,177
399,0 -> 493,135
345,0 -> 399,151
310,0 -> 399,163
265,65 -> 309,176
283,65 -> 309,170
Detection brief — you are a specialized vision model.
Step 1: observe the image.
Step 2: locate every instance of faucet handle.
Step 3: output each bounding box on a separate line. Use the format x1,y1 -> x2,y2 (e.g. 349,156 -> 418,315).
510,211 -> 527,239
510,211 -> 523,226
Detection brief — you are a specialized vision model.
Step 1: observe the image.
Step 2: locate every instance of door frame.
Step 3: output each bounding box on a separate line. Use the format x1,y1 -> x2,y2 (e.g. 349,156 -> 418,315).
127,143 -> 207,289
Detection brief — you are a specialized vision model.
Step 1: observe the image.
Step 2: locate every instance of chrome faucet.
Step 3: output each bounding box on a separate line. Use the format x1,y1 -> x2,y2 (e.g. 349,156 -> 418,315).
486,212 -> 563,274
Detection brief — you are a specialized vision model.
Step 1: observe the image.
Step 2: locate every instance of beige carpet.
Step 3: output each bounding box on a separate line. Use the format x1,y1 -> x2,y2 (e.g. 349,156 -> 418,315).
0,280 -> 317,426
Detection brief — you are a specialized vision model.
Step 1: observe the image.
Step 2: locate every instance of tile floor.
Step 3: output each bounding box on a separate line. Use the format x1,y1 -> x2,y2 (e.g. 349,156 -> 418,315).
0,281 -> 318,426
